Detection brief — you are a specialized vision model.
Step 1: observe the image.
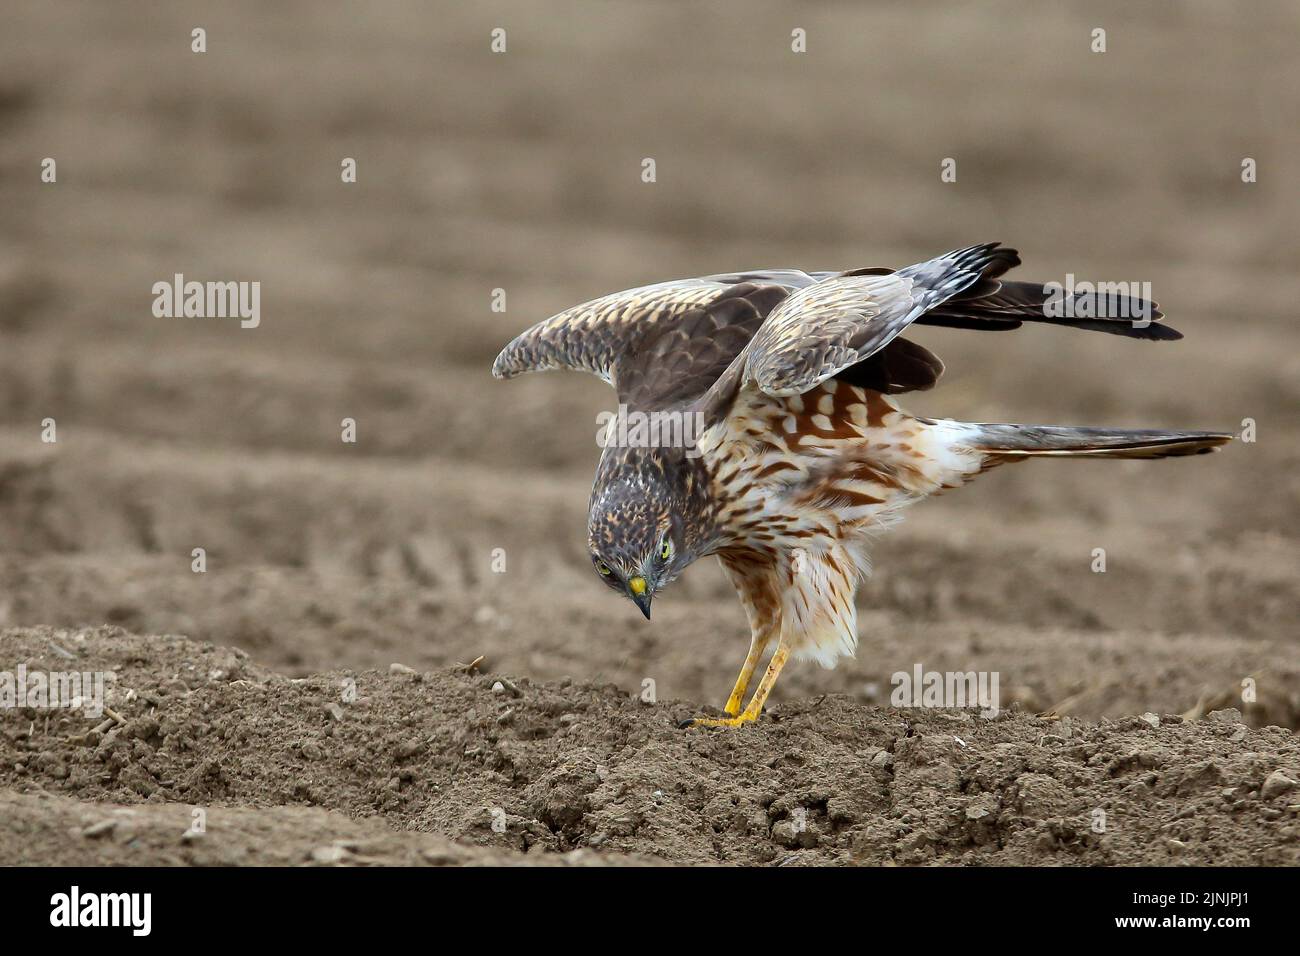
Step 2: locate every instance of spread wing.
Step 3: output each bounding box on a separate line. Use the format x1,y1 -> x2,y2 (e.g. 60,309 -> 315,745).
491,270 -> 941,411
920,279 -> 1170,335
742,244 -> 1019,397
611,283 -> 787,410
739,242 -> 1177,398
493,242 -> 1178,415
491,271 -> 824,408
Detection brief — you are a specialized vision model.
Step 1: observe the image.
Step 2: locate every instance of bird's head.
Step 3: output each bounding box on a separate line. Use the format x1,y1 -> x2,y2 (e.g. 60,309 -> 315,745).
586,447 -> 707,620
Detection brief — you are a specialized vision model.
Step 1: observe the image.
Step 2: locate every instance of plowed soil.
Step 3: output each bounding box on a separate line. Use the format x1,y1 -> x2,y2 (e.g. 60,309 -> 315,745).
2,626 -> 1297,865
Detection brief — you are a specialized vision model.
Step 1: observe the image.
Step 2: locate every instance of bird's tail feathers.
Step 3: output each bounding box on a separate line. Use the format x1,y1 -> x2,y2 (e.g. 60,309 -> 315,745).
967,423 -> 1233,460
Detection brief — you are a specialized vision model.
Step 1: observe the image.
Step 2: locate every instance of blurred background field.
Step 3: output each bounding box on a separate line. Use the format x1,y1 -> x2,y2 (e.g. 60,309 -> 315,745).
0,0 -> 1296,723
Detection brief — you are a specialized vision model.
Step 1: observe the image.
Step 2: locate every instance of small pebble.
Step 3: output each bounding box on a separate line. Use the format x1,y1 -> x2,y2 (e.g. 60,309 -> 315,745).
1261,769 -> 1297,801
395,739 -> 425,759
771,819 -> 816,849
311,845 -> 351,864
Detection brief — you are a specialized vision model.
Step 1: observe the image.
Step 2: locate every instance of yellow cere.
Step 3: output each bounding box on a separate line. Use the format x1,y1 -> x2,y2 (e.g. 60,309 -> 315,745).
629,575 -> 647,595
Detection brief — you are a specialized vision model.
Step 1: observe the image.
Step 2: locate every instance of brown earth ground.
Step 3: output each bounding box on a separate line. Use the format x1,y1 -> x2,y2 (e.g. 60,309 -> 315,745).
0,2 -> 1297,864
1,626 -> 1297,866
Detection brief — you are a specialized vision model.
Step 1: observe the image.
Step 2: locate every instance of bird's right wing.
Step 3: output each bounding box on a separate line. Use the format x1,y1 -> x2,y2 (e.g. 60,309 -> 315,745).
490,271 -> 826,387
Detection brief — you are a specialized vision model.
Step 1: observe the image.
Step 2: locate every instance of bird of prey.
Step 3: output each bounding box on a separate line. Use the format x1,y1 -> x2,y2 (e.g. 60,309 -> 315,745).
493,243 -> 1230,728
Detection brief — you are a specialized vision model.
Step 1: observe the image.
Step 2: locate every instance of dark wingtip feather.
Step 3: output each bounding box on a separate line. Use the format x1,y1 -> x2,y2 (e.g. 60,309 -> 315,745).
1064,319 -> 1183,340
1137,322 -> 1182,341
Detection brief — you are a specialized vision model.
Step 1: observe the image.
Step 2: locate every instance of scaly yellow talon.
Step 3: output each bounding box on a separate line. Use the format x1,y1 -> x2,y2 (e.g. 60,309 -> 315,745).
723,628 -> 774,716
682,713 -> 756,729
682,643 -> 790,730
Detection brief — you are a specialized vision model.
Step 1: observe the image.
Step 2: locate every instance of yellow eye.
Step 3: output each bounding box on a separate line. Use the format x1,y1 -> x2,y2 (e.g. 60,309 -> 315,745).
596,561 -> 612,576
660,539 -> 672,561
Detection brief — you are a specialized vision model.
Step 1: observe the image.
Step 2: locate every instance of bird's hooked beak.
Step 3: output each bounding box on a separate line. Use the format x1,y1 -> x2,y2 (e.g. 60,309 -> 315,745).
628,575 -> 652,620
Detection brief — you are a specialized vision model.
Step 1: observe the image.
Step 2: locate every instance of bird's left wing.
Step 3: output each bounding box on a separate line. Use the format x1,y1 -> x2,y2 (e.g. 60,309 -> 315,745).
742,244 -> 1017,397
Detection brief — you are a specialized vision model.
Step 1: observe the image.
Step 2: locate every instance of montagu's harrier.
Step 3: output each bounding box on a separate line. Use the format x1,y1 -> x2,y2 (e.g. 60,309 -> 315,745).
493,243 -> 1230,728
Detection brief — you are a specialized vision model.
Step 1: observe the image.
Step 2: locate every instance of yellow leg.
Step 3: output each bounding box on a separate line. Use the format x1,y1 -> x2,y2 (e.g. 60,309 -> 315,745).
684,641 -> 791,729
723,628 -> 774,716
